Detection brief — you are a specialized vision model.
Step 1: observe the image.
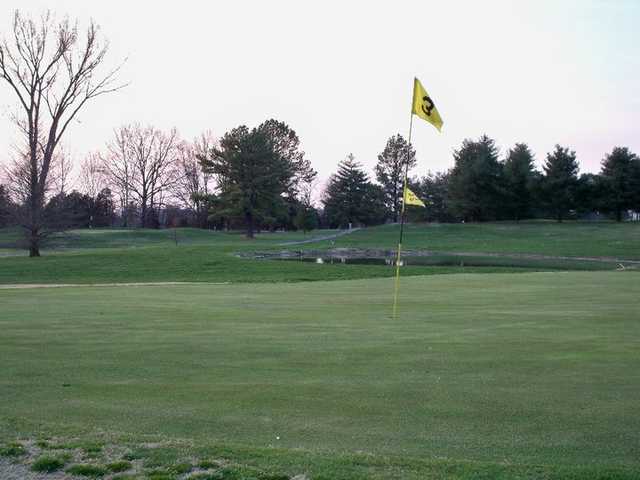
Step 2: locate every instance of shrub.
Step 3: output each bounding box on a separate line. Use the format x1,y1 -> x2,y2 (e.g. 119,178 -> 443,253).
169,462 -> 193,474
198,460 -> 221,469
123,450 -> 145,461
146,469 -> 177,480
188,474 -> 220,480
107,460 -> 133,473
0,442 -> 26,457
31,456 -> 65,472
66,464 -> 108,477
188,473 -> 221,480
82,443 -> 103,457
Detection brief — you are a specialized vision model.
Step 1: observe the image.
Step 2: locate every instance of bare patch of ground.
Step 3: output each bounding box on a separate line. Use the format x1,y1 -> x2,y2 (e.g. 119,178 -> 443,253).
0,457 -> 77,480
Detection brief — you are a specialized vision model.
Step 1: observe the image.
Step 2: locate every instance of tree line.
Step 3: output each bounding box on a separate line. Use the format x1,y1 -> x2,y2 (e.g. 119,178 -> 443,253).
321,135 -> 640,227
1,11 -> 639,256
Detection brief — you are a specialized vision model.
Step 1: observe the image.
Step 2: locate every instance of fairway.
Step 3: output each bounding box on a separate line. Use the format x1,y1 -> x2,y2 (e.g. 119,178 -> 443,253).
2,272 -> 639,477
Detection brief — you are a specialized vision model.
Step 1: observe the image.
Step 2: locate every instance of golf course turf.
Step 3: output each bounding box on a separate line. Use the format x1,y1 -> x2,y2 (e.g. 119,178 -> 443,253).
1,223 -> 639,479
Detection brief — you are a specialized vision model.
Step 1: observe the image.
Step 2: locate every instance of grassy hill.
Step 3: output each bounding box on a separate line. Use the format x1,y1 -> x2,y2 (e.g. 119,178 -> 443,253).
0,222 -> 638,285
325,221 -> 640,259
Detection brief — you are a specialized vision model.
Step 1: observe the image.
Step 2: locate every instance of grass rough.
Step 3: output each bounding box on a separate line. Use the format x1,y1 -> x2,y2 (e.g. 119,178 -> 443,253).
31,456 -> 66,472
66,463 -> 108,477
107,460 -> 133,473
0,442 -> 26,457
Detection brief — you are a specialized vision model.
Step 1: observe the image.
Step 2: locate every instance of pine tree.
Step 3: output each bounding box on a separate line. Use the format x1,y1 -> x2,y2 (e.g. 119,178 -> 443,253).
542,145 -> 579,222
199,120 -> 315,238
374,134 -> 416,222
294,205 -> 318,233
503,143 -> 538,221
600,147 -> 640,221
323,155 -> 385,228
448,135 -> 503,221
415,171 -> 452,223
201,126 -> 285,238
0,185 -> 14,228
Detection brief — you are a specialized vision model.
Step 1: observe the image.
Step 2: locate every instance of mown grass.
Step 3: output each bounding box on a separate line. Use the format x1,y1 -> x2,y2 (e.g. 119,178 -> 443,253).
1,273 -> 639,478
0,222 -> 636,285
0,226 -> 321,250
1,224 -> 639,478
324,221 -> 640,259
0,243 -> 598,285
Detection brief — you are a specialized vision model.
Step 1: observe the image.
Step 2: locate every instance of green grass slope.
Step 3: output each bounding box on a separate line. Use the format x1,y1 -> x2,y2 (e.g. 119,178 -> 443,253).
1,223 -> 637,285
1,273 -> 639,478
326,221 -> 640,259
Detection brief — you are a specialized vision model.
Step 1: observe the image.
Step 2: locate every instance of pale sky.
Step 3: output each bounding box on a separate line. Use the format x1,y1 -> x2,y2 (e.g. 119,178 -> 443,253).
1,0 -> 639,188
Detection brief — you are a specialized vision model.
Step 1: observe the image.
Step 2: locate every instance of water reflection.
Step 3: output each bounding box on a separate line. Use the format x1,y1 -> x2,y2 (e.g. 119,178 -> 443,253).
280,256 -> 424,266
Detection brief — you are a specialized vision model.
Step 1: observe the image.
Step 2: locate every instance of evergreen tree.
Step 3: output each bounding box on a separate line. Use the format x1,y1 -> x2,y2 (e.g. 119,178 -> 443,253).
374,134 -> 416,222
294,205 -> 319,233
201,126 -> 283,237
503,143 -> 538,221
257,119 -> 317,197
323,155 -> 383,228
43,191 -> 93,228
448,135 -> 503,221
542,145 -> 580,222
600,147 -> 639,221
575,173 -> 605,216
415,171 -> 453,222
0,184 -> 15,228
361,182 -> 389,226
199,120 -> 315,238
93,188 -> 116,227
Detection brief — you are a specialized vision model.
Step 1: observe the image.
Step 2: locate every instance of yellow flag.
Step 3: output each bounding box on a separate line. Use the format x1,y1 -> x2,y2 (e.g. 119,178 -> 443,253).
411,77 -> 443,132
403,186 -> 426,208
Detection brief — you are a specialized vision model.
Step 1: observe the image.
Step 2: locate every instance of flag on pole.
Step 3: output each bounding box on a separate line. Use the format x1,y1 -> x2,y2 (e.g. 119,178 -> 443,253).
403,186 -> 426,208
393,77 -> 443,319
411,77 -> 443,132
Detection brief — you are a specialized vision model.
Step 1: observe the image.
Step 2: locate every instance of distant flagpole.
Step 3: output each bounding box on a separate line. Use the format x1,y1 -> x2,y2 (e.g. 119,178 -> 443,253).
392,103 -> 414,319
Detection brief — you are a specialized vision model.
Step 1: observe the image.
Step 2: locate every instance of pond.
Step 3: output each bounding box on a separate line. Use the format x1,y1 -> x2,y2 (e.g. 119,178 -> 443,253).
276,255 -> 518,267
272,254 -> 619,270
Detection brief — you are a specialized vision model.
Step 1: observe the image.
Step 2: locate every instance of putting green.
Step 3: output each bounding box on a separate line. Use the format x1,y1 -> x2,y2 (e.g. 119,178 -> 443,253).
1,272 -> 639,469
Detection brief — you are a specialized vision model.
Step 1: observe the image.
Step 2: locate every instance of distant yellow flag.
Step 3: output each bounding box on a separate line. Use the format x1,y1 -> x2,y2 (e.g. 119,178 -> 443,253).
403,186 -> 426,208
411,77 -> 443,132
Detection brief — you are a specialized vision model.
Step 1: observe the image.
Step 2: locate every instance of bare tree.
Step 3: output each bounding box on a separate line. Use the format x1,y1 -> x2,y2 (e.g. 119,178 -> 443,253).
172,132 -> 215,227
51,145 -> 74,196
78,151 -> 106,199
299,176 -> 318,208
193,130 -> 215,197
0,10 -> 124,255
103,124 -> 180,228
102,126 -> 134,226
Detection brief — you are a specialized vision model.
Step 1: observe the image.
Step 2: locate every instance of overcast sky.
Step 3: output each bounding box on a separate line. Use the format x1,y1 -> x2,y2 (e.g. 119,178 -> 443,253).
1,0 -> 639,188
